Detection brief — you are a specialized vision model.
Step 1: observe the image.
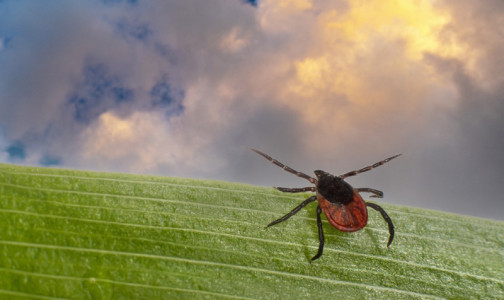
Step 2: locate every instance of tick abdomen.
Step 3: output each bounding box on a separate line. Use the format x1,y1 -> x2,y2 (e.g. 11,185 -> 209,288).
317,190 -> 368,232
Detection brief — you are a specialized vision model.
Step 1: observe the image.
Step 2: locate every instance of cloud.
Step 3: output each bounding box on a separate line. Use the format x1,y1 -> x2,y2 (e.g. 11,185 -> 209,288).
0,0 -> 503,219
415,0 -> 504,216
79,111 -> 176,173
0,128 -> 9,163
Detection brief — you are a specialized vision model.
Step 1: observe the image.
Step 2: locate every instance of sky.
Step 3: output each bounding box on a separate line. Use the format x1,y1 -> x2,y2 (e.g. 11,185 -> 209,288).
0,0 -> 503,220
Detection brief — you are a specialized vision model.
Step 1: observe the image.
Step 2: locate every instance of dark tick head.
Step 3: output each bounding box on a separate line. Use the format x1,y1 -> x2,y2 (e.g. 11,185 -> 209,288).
315,170 -> 354,205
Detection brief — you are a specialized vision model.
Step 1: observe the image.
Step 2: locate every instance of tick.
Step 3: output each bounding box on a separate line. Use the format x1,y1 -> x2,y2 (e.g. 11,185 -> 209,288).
251,148 -> 401,262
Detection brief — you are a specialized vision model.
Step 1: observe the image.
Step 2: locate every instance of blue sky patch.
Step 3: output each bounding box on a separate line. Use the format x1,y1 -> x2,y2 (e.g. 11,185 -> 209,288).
112,87 -> 133,102
154,42 -> 177,64
243,0 -> 258,7
116,20 -> 153,42
6,141 -> 25,160
150,78 -> 185,115
102,0 -> 138,5
39,154 -> 62,166
69,63 -> 134,123
0,36 -> 13,51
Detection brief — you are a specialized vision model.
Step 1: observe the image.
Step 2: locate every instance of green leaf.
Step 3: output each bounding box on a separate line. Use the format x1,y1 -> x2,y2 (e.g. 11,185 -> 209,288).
0,163 -> 503,299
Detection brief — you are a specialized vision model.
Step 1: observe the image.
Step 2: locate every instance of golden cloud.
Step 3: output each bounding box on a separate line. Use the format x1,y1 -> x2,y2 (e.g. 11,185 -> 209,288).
253,0 -> 470,152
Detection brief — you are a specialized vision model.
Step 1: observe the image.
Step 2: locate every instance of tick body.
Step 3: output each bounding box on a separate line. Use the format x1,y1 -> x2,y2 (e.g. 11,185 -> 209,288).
251,148 -> 400,262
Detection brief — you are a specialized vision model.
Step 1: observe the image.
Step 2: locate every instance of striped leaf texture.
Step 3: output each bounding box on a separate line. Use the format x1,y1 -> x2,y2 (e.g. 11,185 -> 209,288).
0,164 -> 503,299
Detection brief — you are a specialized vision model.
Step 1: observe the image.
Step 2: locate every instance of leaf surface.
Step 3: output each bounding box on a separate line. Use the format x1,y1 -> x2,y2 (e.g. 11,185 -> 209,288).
0,164 -> 503,299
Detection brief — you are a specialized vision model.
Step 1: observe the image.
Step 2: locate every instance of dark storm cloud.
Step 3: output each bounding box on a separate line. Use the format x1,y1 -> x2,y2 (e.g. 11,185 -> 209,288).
414,0 -> 504,219
210,103 -> 312,186
404,57 -> 504,220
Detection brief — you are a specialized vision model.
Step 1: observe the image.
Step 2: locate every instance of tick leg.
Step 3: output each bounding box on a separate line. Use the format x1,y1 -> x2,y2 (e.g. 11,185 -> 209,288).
339,154 -> 402,179
265,196 -> 317,228
355,188 -> 383,198
275,186 -> 316,193
366,202 -> 395,247
251,148 -> 317,184
310,205 -> 325,263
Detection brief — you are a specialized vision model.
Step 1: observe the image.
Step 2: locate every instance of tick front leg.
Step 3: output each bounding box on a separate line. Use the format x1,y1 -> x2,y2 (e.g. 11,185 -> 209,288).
339,154 -> 402,179
310,205 -> 325,263
265,196 -> 317,229
250,148 -> 317,184
355,188 -> 383,198
275,186 -> 316,193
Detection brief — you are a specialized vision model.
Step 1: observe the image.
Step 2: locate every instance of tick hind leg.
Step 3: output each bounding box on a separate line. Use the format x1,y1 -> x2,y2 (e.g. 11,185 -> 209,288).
265,196 -> 317,229
339,154 -> 402,179
356,188 -> 383,198
366,202 -> 394,247
275,186 -> 316,193
310,205 -> 325,263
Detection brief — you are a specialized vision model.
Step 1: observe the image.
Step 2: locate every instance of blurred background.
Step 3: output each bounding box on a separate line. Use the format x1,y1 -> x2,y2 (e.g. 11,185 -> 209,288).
0,0 -> 503,220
